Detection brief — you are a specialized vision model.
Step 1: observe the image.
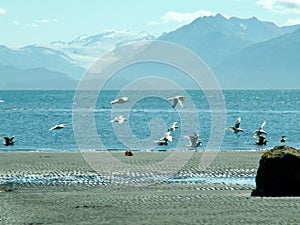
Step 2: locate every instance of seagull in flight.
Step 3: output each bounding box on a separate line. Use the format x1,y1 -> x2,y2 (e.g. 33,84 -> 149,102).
168,122 -> 179,134
185,132 -> 202,149
111,97 -> 128,104
254,135 -> 268,146
49,124 -> 66,131
155,132 -> 173,145
3,135 -> 15,146
168,96 -> 184,108
110,115 -> 127,124
254,121 -> 267,136
227,117 -> 244,134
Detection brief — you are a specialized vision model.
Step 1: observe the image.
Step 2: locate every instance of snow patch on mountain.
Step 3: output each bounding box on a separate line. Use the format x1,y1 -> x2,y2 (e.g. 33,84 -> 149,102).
49,30 -> 155,68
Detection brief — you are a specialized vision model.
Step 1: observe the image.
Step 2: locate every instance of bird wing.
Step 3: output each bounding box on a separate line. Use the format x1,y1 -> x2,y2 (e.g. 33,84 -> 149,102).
49,125 -> 57,130
170,122 -> 178,130
185,134 -> 198,146
172,98 -> 178,108
164,132 -> 173,142
3,137 -> 9,142
110,117 -> 117,123
227,126 -> 235,131
121,97 -> 128,102
184,135 -> 193,146
235,117 -> 241,128
193,132 -> 199,139
178,96 -> 184,107
110,99 -> 119,104
259,136 -> 265,141
118,116 -> 127,123
260,121 -> 266,130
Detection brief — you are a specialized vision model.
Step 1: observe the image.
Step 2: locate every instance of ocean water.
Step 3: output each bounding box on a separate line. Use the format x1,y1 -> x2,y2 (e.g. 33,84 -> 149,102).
0,90 -> 299,152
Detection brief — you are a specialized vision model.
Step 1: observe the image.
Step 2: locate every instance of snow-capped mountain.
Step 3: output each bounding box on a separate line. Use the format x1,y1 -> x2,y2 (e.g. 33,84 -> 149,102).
50,30 -> 155,68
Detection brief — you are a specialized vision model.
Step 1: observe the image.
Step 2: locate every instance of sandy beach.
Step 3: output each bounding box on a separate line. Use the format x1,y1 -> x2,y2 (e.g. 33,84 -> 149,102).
1,150 -> 300,224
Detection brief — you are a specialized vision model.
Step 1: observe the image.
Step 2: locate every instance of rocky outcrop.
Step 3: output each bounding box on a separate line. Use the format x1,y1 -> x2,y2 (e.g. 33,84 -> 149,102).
252,145 -> 300,197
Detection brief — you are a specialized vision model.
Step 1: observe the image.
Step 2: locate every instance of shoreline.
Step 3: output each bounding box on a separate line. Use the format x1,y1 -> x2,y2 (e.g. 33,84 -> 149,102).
4,150 -> 300,224
0,151 -> 261,186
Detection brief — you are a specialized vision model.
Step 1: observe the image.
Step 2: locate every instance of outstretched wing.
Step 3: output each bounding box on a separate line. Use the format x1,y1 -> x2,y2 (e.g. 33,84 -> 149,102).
260,121 -> 266,130
178,96 -> 184,107
172,98 -> 178,108
235,117 -> 241,128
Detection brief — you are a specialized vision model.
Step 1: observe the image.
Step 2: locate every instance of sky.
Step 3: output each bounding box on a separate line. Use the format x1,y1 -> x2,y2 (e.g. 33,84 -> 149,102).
1,0 -> 300,47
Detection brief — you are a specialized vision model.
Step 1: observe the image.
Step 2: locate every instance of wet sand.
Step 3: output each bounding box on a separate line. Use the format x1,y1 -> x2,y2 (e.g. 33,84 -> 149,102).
1,151 -> 300,224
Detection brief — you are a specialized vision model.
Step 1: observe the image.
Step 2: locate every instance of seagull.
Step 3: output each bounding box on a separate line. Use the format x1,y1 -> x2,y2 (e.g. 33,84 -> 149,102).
3,135 -> 15,146
254,135 -> 268,146
168,122 -> 179,134
111,97 -> 128,104
155,132 -> 173,145
49,124 -> 66,131
254,121 -> 267,136
227,117 -> 244,134
168,96 -> 184,108
185,132 -> 202,149
280,135 -> 287,142
110,115 -> 127,124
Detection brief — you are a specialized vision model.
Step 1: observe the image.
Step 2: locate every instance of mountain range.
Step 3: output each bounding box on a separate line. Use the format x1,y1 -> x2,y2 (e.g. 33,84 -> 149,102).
49,30 -> 155,69
1,14 -> 300,89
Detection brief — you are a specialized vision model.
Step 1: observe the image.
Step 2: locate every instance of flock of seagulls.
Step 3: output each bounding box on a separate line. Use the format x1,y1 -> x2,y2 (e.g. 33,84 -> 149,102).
1,95 -> 289,149
227,117 -> 286,146
111,95 -> 200,149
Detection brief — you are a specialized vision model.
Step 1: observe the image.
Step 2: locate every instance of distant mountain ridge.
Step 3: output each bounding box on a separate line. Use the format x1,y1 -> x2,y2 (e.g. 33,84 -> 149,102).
0,45 -> 84,80
1,15 -> 300,89
214,27 -> 300,89
159,14 -> 300,67
158,14 -> 300,89
0,65 -> 76,90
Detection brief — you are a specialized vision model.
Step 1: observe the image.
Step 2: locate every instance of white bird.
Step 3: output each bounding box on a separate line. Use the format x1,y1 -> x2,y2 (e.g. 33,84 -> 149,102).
254,121 -> 267,136
110,115 -> 127,124
49,124 -> 66,131
155,132 -> 173,145
168,122 -> 179,134
3,135 -> 15,146
227,117 -> 244,134
111,97 -> 128,104
185,132 -> 202,149
168,96 -> 184,108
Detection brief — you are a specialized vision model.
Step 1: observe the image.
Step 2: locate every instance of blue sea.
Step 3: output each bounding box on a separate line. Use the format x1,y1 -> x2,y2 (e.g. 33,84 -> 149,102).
0,90 -> 299,152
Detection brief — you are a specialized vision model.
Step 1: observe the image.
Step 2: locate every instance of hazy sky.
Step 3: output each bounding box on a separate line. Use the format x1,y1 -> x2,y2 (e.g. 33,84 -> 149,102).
1,0 -> 300,47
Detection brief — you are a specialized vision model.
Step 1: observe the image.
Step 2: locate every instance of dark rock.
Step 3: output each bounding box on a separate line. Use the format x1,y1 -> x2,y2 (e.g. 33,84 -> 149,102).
252,145 -> 300,197
125,150 -> 133,156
